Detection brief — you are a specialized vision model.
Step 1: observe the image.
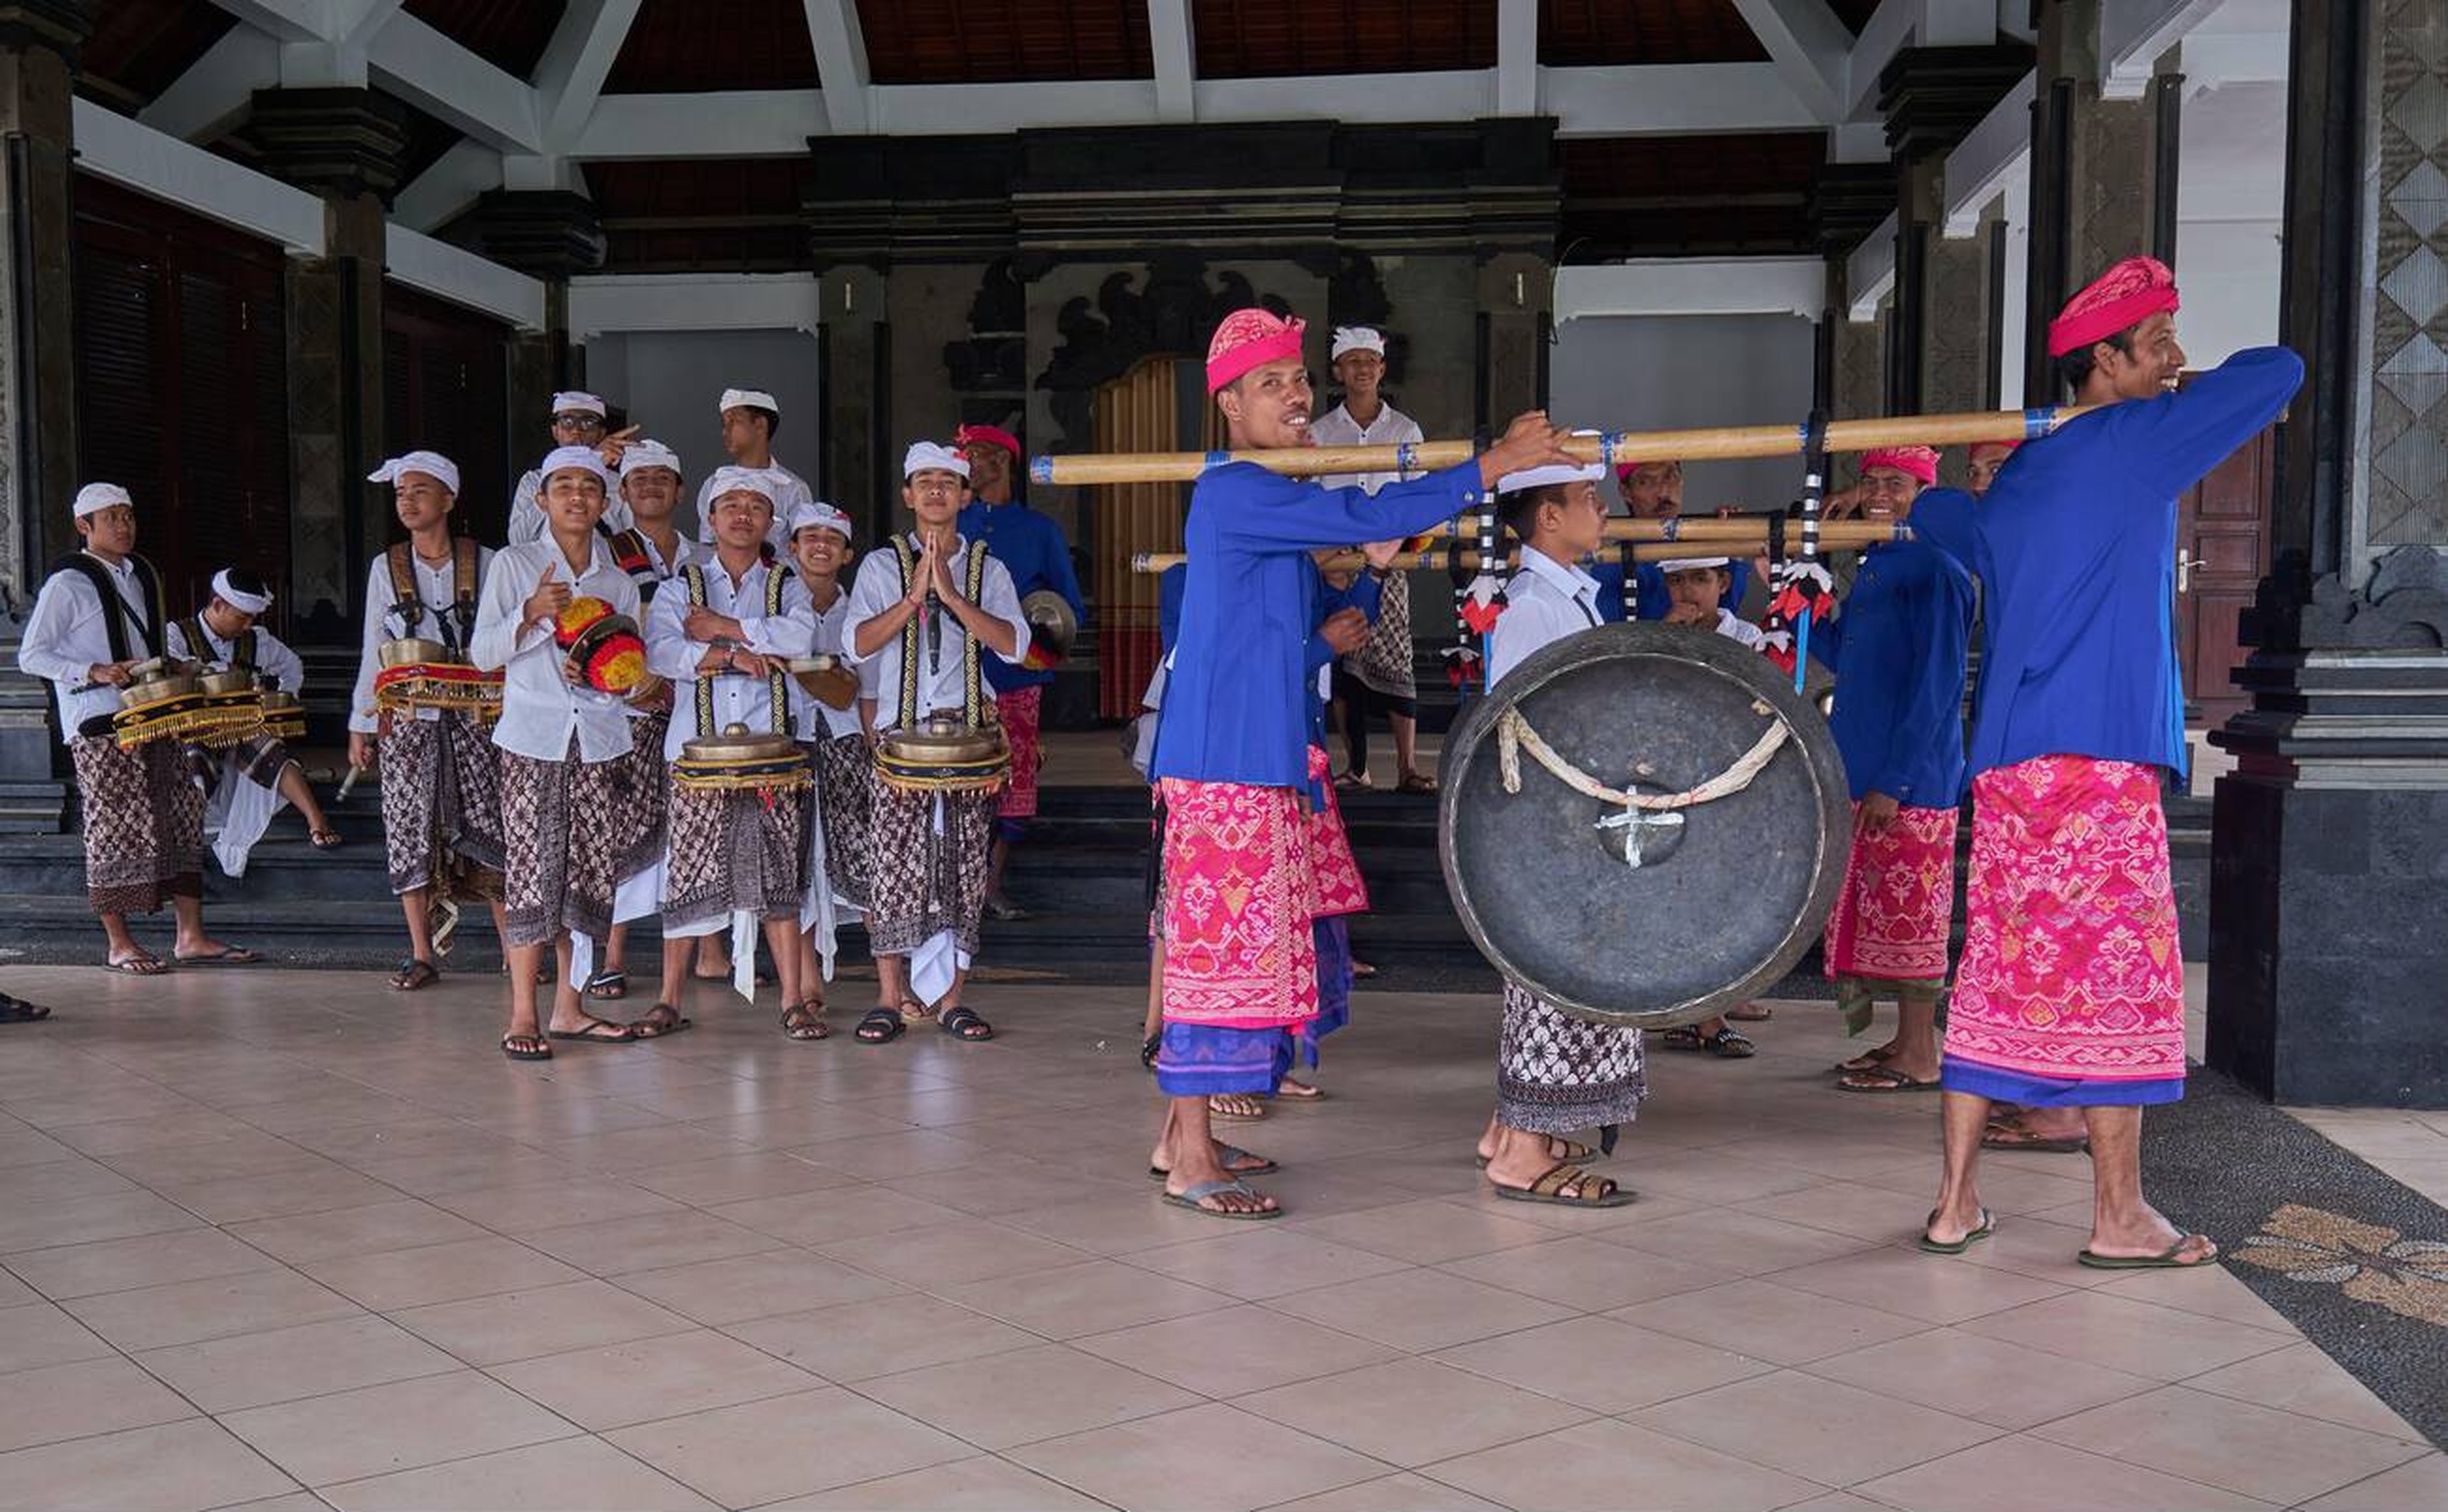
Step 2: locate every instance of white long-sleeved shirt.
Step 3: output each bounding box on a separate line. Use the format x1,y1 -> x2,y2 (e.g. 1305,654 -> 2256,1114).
1487,547 -> 1604,686
612,528 -> 703,725
17,554 -> 161,741
693,459 -> 810,549
792,584 -> 876,742
1310,400 -> 1425,496
347,543 -> 495,734
842,535 -> 1029,730
643,555 -> 815,760
469,536 -> 642,764
166,618 -> 306,695
507,468 -> 635,546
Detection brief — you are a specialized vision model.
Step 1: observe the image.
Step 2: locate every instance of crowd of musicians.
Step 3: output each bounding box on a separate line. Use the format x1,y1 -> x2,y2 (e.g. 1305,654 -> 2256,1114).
10,255 -> 2305,1273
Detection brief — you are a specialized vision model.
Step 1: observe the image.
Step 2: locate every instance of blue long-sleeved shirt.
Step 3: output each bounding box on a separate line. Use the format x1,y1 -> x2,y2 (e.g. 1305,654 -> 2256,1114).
1588,556 -> 1751,623
1910,345 -> 2303,780
956,497 -> 1086,693
1154,460 -> 1488,786
1812,540 -> 1973,807
1159,561 -> 1381,754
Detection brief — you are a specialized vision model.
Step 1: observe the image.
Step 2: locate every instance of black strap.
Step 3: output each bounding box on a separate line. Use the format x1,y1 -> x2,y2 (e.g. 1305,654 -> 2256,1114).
46,553 -> 165,662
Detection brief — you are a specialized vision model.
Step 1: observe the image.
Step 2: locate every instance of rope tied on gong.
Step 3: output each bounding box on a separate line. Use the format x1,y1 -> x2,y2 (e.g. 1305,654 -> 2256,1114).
1494,700 -> 1791,819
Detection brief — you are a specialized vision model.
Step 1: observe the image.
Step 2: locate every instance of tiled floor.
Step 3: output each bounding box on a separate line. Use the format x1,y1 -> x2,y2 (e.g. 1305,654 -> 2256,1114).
0,965 -> 2436,1512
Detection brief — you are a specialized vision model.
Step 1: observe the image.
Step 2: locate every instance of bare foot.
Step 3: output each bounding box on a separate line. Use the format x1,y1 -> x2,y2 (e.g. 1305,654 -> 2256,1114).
2086,1205 -> 2218,1264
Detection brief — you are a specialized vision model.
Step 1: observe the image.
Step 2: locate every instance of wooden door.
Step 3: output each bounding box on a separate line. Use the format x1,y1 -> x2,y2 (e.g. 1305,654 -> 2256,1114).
1090,356 -> 1206,720
2176,426 -> 2275,728
382,285 -> 511,545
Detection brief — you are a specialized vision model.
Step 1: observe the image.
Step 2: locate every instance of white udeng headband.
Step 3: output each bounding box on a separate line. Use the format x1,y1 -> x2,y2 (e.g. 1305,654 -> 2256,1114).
210,570 -> 271,615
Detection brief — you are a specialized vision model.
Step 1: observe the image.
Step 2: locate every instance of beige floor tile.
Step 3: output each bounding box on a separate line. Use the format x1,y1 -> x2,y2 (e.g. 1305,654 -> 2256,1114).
1608,1146 -> 1826,1205
1433,1316 -> 1772,1414
616,1246 -> 907,1326
136,1313 -> 458,1412
605,1386 -> 972,1506
1270,1265 -> 1574,1352
626,1150 -> 861,1205
1118,1226 -> 1413,1301
1422,1416 -> 1828,1512
488,1327 -> 824,1430
99,1132 -> 330,1188
1957,1288 -> 2298,1381
2300,1452 -> 2448,1511
1949,1214 -> 2132,1289
938,1257 -> 1236,1339
389,1278 -> 696,1366
303,1234 -> 585,1311
201,1495 -> 328,1512
60,1267 -> 362,1352
2182,1342 -> 2426,1440
723,1292 -> 1042,1381
0,1417 -> 298,1512
1072,1303 -> 1400,1397
1803,1326 -> 2158,1429
0,1227 -> 277,1301
522,1207 -> 783,1276
154,1162 -> 409,1227
0,1157 -> 140,1205
816,1215 -> 1094,1283
427,1175 -> 683,1235
1609,1277 -> 1930,1365
0,1303 -> 113,1375
687,1103 -> 914,1149
1602,1206 -> 1880,1275
0,1356 -> 196,1453
1291,1198 -> 1560,1265
1006,1401 -> 1390,1512
218,1368 -> 579,1488
1237,1356 -> 1591,1468
884,1158 -> 1144,1218
2032,1385 -> 2429,1504
341,1145 -> 572,1198
1761,1243 -> 2070,1325
0,1186 -> 201,1252
318,1435 -> 718,1511
709,1185 -> 966,1246
2088,1262 -> 2300,1333
1259,1471 -> 1510,1511
49,1109 -> 263,1158
223,1198 -> 491,1263
1736,1178 -> 1953,1242
782,1130 -> 985,1182
771,1454 -> 1108,1510
543,1123 -> 761,1173
0,1273 -> 28,1311
856,1340 -> 1200,1450
1853,1431 -> 2277,1511
1433,1234 -> 1728,1311
1633,1367 -> 2002,1485
994,1190 -> 1260,1257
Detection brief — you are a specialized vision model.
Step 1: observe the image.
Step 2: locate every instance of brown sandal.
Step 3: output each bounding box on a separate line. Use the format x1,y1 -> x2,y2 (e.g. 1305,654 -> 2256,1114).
1476,1136 -> 1594,1169
631,1003 -> 692,1038
1492,1161 -> 1635,1208
390,957 -> 441,991
781,1002 -> 829,1040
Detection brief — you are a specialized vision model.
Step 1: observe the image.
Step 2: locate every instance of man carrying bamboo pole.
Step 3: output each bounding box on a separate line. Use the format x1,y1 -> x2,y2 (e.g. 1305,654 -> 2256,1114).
1147,307 -> 1575,1219
1908,258 -> 2302,1265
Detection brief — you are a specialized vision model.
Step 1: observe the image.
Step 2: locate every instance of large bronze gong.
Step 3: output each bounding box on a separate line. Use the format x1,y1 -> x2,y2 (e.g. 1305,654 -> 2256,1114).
1438,622 -> 1850,1029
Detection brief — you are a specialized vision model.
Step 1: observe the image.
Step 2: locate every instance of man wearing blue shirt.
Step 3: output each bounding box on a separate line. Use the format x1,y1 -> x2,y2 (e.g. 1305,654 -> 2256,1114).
1148,306 -> 1574,1219
955,423 -> 1086,921
1908,258 -> 2302,1267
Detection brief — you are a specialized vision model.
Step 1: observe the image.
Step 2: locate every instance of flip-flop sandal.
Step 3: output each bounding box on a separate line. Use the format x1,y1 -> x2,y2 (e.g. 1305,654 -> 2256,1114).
584,969 -> 628,1001
897,996 -> 934,1024
1837,1064 -> 1942,1093
174,946 -> 261,966
1698,1026 -> 1755,1058
501,1032 -> 552,1061
1140,1032 -> 1161,1071
1162,1177 -> 1282,1220
547,1016 -> 636,1045
1396,772 -> 1439,794
1493,1161 -> 1635,1208
107,953 -> 169,976
855,1006 -> 906,1044
780,1003 -> 828,1040
633,1004 -> 694,1039
1274,1078 -> 1325,1102
308,828 -> 345,849
984,899 -> 1031,922
390,957 -> 441,992
1726,1003 -> 1772,1021
1350,961 -> 1380,979
938,1005 -> 994,1041
0,995 -> 52,1023
2078,1237 -> 2218,1269
1333,772 -> 1373,791
1834,1044 -> 1901,1073
1476,1136 -> 1596,1169
1918,1207 -> 1996,1254
1149,1142 -> 1280,1180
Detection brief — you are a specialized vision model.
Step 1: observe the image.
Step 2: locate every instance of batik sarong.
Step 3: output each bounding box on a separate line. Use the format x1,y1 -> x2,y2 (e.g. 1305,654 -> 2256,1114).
1496,983 -> 1646,1136
812,732 -> 875,909
864,775 -> 998,960
1941,754 -> 2185,1105
1154,777 -> 1320,1032
662,778 -> 806,935
617,706 -> 672,862
379,712 -> 505,899
499,740 -> 635,948
1826,801 -> 1959,1034
1299,744 -> 1366,1065
995,684 -> 1042,823
72,735 -> 203,914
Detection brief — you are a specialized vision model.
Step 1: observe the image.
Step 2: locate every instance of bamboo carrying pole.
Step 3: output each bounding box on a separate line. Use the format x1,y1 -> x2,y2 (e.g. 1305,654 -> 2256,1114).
1033,406 -> 2091,487
1129,521 -> 1914,573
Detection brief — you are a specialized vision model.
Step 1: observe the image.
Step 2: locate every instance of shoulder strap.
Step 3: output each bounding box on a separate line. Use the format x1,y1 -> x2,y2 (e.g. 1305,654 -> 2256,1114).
764,563 -> 789,732
684,565 -> 717,740
176,615 -> 214,664
893,536 -> 920,730
128,555 -> 167,657
45,554 -> 150,663
384,541 -> 421,631
963,542 -> 989,728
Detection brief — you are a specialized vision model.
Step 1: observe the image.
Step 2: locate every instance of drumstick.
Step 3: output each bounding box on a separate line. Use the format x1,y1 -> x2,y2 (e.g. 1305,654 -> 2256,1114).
1031,405 -> 2091,486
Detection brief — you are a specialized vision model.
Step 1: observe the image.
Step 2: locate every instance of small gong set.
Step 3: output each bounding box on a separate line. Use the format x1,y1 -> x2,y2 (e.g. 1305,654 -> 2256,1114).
111,658 -> 291,751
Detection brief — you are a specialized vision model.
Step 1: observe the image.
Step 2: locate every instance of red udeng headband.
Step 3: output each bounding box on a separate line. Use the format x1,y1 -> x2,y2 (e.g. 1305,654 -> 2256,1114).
2048,256 -> 2180,357
1859,446 -> 1939,485
1206,308 -> 1307,392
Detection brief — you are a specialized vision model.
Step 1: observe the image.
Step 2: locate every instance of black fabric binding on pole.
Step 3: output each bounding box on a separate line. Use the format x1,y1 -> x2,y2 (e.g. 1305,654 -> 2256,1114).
1798,408 -> 1830,565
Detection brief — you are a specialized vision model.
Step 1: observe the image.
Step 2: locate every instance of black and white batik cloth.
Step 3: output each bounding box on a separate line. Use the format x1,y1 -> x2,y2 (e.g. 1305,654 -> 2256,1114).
378,710 -> 506,899
1496,983 -> 1647,1136
71,735 -> 204,914
499,738 -> 649,948
864,773 -> 998,1005
661,779 -> 807,937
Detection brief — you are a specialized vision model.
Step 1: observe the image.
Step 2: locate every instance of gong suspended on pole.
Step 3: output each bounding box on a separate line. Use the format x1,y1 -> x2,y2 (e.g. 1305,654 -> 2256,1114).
1437,622 -> 1851,1030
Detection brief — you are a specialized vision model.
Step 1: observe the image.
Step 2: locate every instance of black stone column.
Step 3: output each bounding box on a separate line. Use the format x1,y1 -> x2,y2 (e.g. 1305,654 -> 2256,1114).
451,188 -> 604,431
2205,0 -> 2448,1108
1810,162 -> 1897,423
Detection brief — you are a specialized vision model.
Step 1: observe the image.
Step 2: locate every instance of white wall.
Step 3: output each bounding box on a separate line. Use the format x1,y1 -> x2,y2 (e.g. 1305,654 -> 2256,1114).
580,329 -> 825,530
1547,313 -> 1821,511
2175,78 -> 2287,367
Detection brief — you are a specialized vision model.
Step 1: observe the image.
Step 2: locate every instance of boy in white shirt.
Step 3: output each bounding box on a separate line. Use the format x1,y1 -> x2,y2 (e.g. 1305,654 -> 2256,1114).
168,568 -> 340,875
784,501 -> 874,1007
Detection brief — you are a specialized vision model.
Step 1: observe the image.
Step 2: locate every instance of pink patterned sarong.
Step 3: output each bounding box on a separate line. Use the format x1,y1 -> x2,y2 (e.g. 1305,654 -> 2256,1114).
1156,777 -> 1319,1030
1943,755 -> 2186,1088
1825,803 -> 1958,984
1308,744 -> 1369,920
996,685 -> 1042,819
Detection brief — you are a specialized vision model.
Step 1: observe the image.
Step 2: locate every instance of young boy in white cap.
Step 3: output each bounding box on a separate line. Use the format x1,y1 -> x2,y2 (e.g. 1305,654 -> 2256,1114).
701,388 -> 812,548
351,451 -> 511,991
1656,557 -> 1768,649
472,445 -> 650,1060
784,499 -> 875,1009
169,567 -> 342,874
18,484 -> 259,973
842,441 -> 1030,1045
507,392 -> 637,545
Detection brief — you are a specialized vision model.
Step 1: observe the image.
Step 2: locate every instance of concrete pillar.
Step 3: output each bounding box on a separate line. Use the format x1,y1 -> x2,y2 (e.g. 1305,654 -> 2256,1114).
815,265 -> 889,544
2206,0 -> 2448,1107
1475,252 -> 1551,428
